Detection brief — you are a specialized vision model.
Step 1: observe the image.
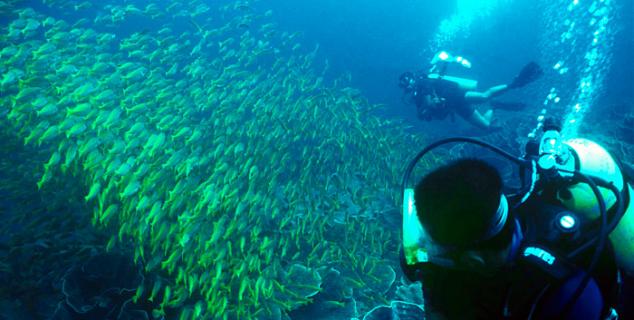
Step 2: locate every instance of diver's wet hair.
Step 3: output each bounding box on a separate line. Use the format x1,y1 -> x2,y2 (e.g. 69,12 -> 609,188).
415,158 -> 507,249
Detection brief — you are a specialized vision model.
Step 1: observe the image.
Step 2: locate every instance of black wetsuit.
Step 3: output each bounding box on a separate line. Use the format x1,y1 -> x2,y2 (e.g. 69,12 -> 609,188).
401,193 -> 625,319
412,77 -> 473,121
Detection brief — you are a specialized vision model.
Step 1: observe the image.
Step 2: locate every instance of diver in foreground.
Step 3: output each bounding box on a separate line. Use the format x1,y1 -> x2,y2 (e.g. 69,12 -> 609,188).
400,118 -> 634,319
399,51 -> 542,131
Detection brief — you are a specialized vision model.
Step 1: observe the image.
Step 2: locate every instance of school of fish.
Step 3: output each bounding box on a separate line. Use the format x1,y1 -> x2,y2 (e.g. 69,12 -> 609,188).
0,0 -> 430,318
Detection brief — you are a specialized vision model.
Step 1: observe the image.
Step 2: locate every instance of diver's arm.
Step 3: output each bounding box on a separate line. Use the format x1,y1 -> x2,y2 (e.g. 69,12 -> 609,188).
464,84 -> 509,103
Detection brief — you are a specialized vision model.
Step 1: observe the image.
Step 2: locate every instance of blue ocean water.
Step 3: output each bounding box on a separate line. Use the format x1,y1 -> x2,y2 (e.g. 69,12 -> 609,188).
265,0 -> 633,138
1,0 -> 633,319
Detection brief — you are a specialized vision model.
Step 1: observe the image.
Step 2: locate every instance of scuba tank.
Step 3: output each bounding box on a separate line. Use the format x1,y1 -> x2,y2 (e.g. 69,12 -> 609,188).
537,124 -> 634,274
427,51 -> 478,91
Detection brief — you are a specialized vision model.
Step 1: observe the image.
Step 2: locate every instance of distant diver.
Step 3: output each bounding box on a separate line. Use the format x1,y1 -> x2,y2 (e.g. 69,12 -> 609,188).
398,51 -> 542,131
400,118 -> 634,319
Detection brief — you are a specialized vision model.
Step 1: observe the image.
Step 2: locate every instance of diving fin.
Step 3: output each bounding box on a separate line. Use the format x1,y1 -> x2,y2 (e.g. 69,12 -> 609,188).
509,62 -> 543,89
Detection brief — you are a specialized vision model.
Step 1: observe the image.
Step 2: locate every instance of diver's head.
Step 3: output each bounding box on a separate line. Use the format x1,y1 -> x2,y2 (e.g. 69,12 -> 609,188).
398,72 -> 416,92
415,158 -> 515,271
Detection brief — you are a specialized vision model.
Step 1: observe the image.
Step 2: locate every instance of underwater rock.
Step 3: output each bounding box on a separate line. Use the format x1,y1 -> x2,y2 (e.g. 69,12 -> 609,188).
317,267 -> 354,301
117,299 -> 150,320
260,263 -> 323,316
360,282 -> 426,320
394,281 -> 424,305
288,297 -> 358,320
361,301 -> 424,320
390,301 -> 425,320
282,264 -> 322,308
333,193 -> 362,224
288,267 -> 358,319
367,264 -> 396,295
52,253 -> 147,320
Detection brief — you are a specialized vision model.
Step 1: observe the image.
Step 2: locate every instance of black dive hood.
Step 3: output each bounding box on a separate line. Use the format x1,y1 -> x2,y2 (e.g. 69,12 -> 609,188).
401,137 -> 531,268
401,134 -> 627,317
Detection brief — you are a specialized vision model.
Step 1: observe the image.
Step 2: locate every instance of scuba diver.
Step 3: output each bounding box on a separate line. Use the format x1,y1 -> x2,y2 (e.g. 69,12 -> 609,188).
400,118 -> 634,319
399,51 -> 543,131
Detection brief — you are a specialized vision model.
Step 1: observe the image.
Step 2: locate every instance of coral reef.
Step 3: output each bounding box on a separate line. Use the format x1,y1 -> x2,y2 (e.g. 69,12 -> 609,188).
52,253 -> 146,319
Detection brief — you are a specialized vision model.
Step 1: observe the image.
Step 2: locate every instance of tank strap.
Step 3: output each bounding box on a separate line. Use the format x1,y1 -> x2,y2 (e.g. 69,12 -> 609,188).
503,244 -> 581,318
518,243 -> 576,280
